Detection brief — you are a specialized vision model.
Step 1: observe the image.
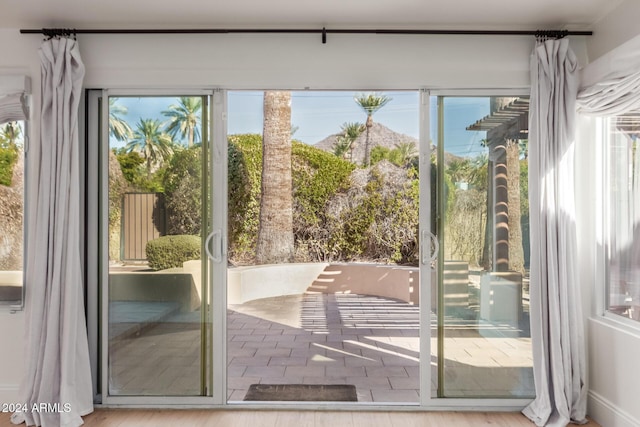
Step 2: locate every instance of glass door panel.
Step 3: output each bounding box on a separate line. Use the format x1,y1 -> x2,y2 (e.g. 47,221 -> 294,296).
225,90 -> 424,403
434,96 -> 534,398
105,95 -> 211,396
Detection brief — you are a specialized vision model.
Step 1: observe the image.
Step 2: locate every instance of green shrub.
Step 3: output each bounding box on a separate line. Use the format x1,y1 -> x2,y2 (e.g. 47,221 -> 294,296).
292,141 -> 355,227
115,149 -> 145,183
370,146 -> 391,166
225,135 -> 420,264
226,134 -> 356,264
146,235 -> 201,270
0,146 -> 18,186
114,148 -> 164,192
228,134 -> 263,263
162,145 -> 203,235
325,163 -> 420,264
108,151 -> 128,262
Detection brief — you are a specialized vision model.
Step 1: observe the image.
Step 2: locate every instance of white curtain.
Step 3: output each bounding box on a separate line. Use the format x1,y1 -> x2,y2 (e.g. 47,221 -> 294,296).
577,71 -> 640,115
522,38 -> 588,427
0,93 -> 28,123
578,33 -> 640,116
11,37 -> 93,427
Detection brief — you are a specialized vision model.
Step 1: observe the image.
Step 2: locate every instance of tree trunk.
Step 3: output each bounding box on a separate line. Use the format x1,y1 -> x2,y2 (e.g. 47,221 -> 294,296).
256,91 -> 295,264
493,143 -> 509,271
484,97 -> 524,273
364,115 -> 373,167
481,159 -> 493,270
506,139 -> 525,274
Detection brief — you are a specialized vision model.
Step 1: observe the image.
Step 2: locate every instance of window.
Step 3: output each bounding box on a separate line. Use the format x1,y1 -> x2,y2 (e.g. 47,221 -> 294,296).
604,112 -> 640,322
0,118 -> 25,307
0,85 -> 29,309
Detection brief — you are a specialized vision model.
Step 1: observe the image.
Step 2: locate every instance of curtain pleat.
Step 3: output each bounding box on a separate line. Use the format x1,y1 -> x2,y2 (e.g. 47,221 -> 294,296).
0,93 -> 28,124
578,34 -> 640,116
11,37 -> 93,427
522,38 -> 588,427
577,70 -> 640,115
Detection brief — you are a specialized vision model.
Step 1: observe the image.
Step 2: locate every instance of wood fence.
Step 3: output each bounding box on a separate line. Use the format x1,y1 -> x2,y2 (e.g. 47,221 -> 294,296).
121,193 -> 166,261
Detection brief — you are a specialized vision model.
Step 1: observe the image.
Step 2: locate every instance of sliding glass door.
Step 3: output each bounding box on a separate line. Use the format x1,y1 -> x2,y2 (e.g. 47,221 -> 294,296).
432,95 -> 534,398
100,92 -> 214,399
92,88 -> 534,407
224,90 -> 429,404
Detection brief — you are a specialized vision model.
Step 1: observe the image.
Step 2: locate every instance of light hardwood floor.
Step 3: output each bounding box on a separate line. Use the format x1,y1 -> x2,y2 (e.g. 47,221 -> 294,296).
0,409 -> 601,427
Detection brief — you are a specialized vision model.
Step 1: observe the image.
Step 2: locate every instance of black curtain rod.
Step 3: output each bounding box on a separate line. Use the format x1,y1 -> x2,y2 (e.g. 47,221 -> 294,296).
20,27 -> 592,44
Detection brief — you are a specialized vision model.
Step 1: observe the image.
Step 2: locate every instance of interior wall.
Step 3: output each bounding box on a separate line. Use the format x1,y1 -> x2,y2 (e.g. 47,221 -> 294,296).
582,5 -> 640,424
575,114 -> 640,427
0,312 -> 24,402
0,27 -> 591,404
0,29 -> 40,404
587,0 -> 640,62
588,320 -> 640,426
78,32 -> 538,90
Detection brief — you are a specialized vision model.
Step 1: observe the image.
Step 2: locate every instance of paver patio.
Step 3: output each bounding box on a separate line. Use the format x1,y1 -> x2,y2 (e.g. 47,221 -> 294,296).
109,290 -> 533,401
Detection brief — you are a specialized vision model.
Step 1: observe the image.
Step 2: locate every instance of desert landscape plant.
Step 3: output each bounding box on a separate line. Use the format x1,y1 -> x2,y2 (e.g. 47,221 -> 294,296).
146,235 -> 201,270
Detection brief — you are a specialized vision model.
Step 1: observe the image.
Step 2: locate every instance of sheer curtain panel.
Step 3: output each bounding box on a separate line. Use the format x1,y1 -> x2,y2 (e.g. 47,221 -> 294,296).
522,38 -> 588,427
11,37 -> 93,427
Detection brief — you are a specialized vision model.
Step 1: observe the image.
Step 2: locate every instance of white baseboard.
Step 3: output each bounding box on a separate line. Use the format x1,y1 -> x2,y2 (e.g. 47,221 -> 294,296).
0,384 -> 20,403
589,391 -> 640,427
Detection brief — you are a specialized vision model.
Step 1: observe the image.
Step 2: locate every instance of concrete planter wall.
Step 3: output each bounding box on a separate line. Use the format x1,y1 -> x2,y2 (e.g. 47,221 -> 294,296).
227,263 -> 329,305
109,272 -> 200,311
227,263 -> 423,305
306,263 -> 420,305
109,262 -> 431,308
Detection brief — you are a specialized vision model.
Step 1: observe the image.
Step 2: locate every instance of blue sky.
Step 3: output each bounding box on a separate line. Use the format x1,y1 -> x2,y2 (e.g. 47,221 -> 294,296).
228,91 -> 421,144
110,92 -> 490,158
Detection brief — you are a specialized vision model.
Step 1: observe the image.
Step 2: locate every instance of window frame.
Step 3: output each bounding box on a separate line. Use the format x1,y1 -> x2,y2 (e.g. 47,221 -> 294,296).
0,119 -> 26,311
600,114 -> 640,330
0,76 -> 30,311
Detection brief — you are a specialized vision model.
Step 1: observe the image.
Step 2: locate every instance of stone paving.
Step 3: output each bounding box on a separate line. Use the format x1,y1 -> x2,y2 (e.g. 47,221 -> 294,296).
227,292 -> 423,402
108,292 -> 534,401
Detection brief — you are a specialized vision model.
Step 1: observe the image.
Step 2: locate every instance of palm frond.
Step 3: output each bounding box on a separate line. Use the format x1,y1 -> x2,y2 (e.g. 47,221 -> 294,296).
161,97 -> 202,146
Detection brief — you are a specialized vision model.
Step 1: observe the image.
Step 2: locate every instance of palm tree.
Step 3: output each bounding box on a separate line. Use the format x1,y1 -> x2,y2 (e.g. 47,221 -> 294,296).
162,97 -> 202,147
446,158 -> 471,184
392,141 -> 418,167
125,118 -> 173,178
332,136 -> 352,159
354,93 -> 391,167
333,122 -> 365,160
505,138 -> 525,274
256,91 -> 295,264
108,98 -> 133,142
469,153 -> 489,190
482,97 -> 525,274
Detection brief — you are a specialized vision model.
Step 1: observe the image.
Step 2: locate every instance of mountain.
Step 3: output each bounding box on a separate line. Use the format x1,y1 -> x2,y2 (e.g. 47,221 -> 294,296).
313,122 -> 464,165
314,122 -> 418,165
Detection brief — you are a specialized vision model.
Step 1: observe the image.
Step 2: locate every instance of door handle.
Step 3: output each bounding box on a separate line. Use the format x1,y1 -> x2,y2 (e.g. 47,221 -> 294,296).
205,229 -> 222,262
421,230 -> 439,265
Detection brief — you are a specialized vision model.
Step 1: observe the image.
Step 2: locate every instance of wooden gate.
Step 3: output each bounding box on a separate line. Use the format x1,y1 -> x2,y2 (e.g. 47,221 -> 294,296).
121,193 -> 166,261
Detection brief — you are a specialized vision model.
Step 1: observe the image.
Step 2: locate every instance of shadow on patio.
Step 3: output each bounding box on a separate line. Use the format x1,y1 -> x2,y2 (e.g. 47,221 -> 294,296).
107,263 -> 534,401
